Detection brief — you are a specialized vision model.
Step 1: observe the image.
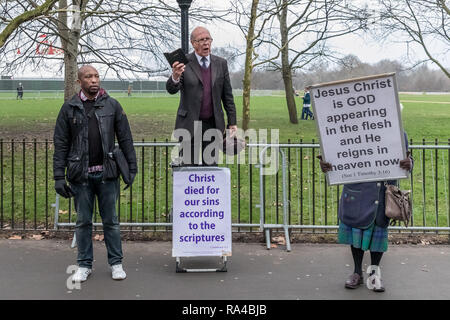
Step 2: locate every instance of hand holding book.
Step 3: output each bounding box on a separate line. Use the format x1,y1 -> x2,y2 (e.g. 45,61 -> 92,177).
164,48 -> 189,66
164,48 -> 189,81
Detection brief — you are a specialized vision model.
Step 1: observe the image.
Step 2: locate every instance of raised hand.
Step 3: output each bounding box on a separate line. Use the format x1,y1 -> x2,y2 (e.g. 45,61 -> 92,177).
172,61 -> 185,81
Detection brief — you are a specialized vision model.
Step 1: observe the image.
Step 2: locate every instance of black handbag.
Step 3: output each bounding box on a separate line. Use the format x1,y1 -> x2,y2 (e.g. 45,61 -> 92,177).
112,146 -> 131,185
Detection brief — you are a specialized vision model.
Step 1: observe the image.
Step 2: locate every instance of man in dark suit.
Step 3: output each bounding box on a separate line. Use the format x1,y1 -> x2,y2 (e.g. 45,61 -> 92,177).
166,26 -> 237,166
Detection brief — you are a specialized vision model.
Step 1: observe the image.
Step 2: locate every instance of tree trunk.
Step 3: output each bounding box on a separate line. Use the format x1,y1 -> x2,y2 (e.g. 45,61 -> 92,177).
279,0 -> 298,124
64,48 -> 78,100
58,0 -> 85,101
242,0 -> 259,131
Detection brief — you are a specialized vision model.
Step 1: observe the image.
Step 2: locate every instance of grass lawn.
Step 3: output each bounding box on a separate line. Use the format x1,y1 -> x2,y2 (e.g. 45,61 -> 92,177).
0,93 -> 449,143
0,93 -> 449,230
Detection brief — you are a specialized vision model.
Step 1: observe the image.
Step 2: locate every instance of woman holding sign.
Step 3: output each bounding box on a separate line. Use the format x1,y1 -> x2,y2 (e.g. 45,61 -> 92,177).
318,132 -> 412,292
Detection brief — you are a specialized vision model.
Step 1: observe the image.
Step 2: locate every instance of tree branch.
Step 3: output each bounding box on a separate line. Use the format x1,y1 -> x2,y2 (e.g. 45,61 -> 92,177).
0,0 -> 58,47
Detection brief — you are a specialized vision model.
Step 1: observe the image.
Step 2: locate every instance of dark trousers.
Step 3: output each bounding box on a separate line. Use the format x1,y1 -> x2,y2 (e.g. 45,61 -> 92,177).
70,172 -> 122,268
181,117 -> 219,166
301,107 -> 314,120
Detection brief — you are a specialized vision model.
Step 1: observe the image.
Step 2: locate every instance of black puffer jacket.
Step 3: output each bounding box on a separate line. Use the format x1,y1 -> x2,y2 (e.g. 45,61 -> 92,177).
53,92 -> 137,184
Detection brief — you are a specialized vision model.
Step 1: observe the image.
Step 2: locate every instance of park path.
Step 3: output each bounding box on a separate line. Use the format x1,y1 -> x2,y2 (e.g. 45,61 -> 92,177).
1,239 -> 450,300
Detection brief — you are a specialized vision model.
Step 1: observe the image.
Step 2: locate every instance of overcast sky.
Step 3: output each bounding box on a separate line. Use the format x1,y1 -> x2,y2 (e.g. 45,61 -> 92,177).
203,0 -> 442,68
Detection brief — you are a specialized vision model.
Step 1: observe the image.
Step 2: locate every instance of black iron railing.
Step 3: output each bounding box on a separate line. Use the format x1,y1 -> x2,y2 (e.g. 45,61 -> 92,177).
0,139 -> 449,233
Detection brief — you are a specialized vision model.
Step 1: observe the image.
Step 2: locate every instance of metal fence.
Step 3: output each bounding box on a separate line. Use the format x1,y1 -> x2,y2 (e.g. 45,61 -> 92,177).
0,139 -> 449,234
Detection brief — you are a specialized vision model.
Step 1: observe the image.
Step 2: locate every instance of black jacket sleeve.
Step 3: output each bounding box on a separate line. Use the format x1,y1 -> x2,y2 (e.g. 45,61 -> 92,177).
114,101 -> 137,174
53,105 -> 70,180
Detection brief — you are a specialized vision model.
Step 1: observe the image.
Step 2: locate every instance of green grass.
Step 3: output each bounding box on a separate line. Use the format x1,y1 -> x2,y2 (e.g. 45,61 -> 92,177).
1,93 -> 449,142
0,93 -> 449,230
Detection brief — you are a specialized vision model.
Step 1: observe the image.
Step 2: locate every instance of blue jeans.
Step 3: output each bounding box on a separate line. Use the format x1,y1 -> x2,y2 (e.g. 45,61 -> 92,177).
301,107 -> 314,120
71,172 -> 122,268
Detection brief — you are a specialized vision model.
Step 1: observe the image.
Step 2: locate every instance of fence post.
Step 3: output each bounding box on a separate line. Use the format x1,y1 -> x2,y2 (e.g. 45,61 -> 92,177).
300,138 -> 303,228
410,138 -> 414,227
0,138 -> 2,229
22,139 -> 26,230
45,139 -> 48,229
435,138 -> 438,231
312,139 -> 315,232
34,139 -> 37,230
142,138 -> 145,231
422,138 -> 426,229
11,139 -> 14,229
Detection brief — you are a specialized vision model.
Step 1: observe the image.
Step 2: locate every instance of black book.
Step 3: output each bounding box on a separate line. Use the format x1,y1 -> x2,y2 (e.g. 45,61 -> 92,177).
163,48 -> 189,66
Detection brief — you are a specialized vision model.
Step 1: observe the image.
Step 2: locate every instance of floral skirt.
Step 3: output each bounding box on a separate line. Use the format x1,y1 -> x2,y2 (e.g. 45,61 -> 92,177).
338,221 -> 388,252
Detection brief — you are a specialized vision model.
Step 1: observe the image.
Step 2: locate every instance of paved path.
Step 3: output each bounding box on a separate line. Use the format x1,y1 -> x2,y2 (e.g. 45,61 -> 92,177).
1,239 -> 449,300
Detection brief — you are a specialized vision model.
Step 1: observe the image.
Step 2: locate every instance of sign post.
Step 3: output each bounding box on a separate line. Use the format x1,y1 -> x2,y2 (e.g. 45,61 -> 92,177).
172,166 -> 232,272
310,73 -> 408,185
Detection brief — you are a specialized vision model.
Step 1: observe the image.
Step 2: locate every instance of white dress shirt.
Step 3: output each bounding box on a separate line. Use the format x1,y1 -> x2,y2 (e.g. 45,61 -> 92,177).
172,53 -> 211,83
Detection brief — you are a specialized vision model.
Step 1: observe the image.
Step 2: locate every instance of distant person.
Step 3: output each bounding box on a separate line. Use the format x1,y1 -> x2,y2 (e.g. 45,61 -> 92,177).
53,65 -> 137,283
301,86 -> 314,120
127,85 -> 132,97
17,83 -> 24,100
318,126 -> 413,292
166,26 -> 237,166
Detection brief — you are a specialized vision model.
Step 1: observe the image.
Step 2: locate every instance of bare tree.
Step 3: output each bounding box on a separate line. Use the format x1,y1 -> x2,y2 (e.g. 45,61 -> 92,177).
230,0 -> 285,130
1,0 -> 225,100
231,0 -> 259,131
260,0 -> 369,124
377,0 -> 449,78
213,46 -> 240,71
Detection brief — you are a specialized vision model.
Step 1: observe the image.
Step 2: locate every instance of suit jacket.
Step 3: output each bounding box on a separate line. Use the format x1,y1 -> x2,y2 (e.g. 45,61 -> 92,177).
166,52 -> 237,137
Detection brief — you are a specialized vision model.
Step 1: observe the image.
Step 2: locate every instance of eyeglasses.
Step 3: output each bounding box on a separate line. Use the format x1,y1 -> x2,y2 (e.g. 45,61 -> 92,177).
193,37 -> 213,44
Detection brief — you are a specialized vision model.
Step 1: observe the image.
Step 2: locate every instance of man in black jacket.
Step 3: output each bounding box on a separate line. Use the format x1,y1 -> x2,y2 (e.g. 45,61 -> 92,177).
53,65 -> 137,282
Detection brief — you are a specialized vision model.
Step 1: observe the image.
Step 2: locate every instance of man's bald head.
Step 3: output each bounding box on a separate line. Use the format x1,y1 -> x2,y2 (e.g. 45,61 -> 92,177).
77,65 -> 98,80
77,65 -> 100,99
190,26 -> 210,41
190,26 -> 213,57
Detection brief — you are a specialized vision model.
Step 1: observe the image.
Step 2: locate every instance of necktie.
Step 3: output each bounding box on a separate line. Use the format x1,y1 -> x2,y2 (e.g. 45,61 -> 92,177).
201,56 -> 207,69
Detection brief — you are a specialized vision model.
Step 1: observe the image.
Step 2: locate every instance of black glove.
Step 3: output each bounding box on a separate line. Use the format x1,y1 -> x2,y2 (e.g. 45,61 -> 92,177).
124,171 -> 136,190
55,179 -> 75,198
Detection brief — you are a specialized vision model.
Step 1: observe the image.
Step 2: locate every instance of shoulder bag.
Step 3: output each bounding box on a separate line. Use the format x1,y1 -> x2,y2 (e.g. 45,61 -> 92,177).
385,183 -> 412,227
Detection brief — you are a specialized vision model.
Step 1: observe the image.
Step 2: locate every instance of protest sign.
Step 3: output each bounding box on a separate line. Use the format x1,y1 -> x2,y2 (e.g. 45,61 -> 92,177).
310,73 -> 408,185
172,167 -> 232,257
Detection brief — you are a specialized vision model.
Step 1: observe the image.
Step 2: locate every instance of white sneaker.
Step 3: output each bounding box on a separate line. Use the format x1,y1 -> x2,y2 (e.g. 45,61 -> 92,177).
72,267 -> 92,282
111,264 -> 126,280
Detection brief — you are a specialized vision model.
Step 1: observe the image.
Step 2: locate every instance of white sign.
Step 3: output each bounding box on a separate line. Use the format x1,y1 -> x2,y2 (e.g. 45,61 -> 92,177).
172,168 -> 232,257
311,73 -> 408,185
